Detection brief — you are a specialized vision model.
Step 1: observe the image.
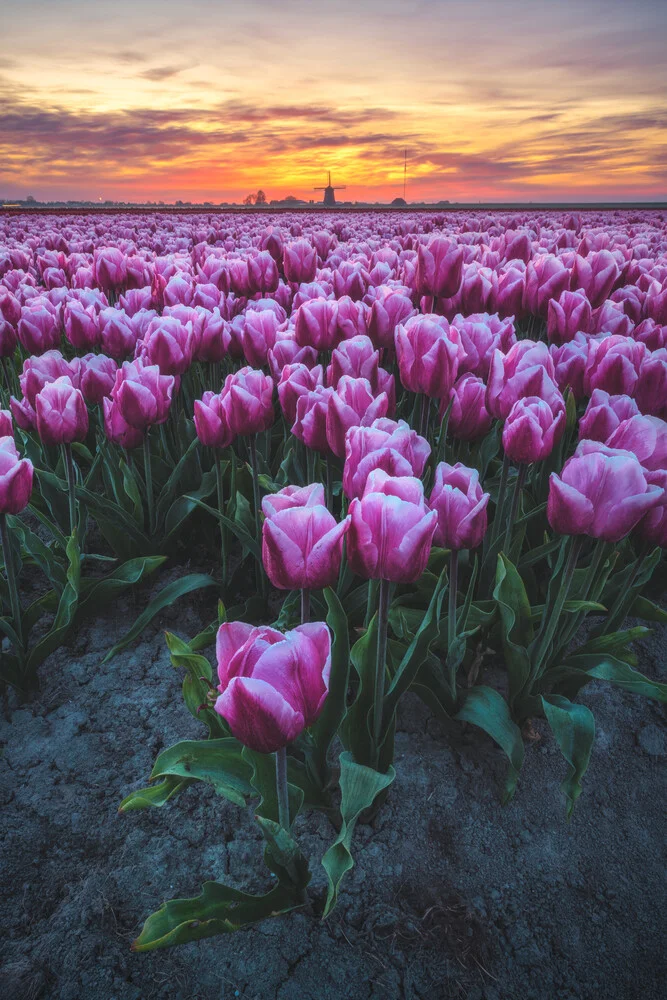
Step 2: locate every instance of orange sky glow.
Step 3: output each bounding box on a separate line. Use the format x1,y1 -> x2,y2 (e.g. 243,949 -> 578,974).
1,0 -> 666,204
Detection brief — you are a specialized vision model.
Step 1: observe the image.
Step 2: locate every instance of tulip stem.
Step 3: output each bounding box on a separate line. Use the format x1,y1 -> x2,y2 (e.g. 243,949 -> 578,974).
300,588 -> 310,624
503,464 -> 527,556
493,452 -> 511,546
142,433 -> 154,535
249,435 -> 267,601
325,454 -> 333,513
275,746 -> 290,830
0,513 -> 22,641
602,542 -> 650,635
447,549 -> 459,701
419,393 -> 430,439
63,444 -> 77,538
531,535 -> 583,680
214,450 -> 227,584
372,577 -> 391,768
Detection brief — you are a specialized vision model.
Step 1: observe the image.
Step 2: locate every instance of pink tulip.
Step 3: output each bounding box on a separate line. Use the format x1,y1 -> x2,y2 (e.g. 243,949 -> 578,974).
634,351 -> 667,420
547,290 -> 592,344
327,335 -> 380,387
635,470 -> 667,548
445,374 -> 493,442
111,359 -> 175,431
547,450 -> 662,542
137,316 -> 194,376
247,251 -> 280,295
102,398 -> 144,449
163,274 -> 195,308
457,264 -> 497,316
571,250 -> 620,309
496,265 -> 526,319
63,300 -> 101,350
99,307 -> 137,358
549,333 -> 589,399
194,308 -> 231,363
367,290 -> 416,349
0,287 -> 21,328
347,478 -> 437,582
262,483 -> 325,518
646,280 -> 667,325
523,255 -> 570,317
10,395 -> 37,431
578,389 -> 639,442
332,261 -> 368,301
395,315 -> 465,398
332,296 -> 369,342
262,503 -> 349,590
277,363 -> 324,424
325,376 -> 389,458
268,335 -> 318,381
502,395 -> 565,464
283,240 -> 318,284
416,238 -> 464,299
35,376 -> 89,446
292,386 -> 334,453
93,248 -> 127,293
633,319 -> 667,352
343,419 -> 430,499
606,414 -> 667,472
428,462 -> 489,550
242,309 -> 282,368
214,622 -> 331,753
18,302 -> 61,355
79,353 -> 118,405
20,351 -> 76,406
221,367 -> 274,437
583,335 -> 647,397
0,317 -> 18,358
194,391 -> 234,449
486,340 -> 559,420
452,312 -> 516,378
294,298 -> 339,352
0,410 -> 12,437
0,436 -> 33,514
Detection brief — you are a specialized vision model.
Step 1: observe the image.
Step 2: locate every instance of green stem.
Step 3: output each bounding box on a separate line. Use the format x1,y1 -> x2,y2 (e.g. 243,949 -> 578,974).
214,450 -> 227,583
602,544 -> 649,635
492,452 -> 511,547
0,513 -> 22,639
551,539 -> 608,661
531,535 -> 583,679
275,746 -> 290,830
142,433 -> 154,535
63,443 -> 77,538
249,435 -> 267,601
371,577 -> 391,768
447,548 -> 459,701
325,454 -> 333,513
300,588 -> 310,624
502,463 -> 527,555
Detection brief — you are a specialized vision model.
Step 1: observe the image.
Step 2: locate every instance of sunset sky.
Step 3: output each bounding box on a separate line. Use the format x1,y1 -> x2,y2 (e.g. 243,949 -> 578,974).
1,0 -> 666,203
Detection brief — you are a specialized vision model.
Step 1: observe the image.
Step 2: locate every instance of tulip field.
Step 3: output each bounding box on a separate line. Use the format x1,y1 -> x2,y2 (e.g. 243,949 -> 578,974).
1,208 -> 666,999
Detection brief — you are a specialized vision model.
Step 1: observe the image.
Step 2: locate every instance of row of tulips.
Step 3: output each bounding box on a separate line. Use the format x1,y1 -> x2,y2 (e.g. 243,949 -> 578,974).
2,209 -> 666,952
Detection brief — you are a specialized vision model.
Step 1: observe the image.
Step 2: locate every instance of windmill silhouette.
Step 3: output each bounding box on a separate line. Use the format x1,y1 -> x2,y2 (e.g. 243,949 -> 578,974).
314,171 -> 346,207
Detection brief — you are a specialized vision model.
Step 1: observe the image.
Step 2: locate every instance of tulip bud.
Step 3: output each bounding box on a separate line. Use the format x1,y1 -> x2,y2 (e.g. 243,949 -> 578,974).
486,340 -> 558,420
221,367 -> 274,437
502,395 -> 565,464
79,353 -> 118,405
194,391 -> 234,449
18,302 -> 61,355
325,376 -> 389,458
445,374 -> 493,442
292,386 -> 334,453
93,248 -> 127,293
111,359 -> 175,431
416,238 -> 464,299
547,290 -> 592,344
262,504 -> 349,590
0,436 -> 33,514
342,420 -> 430,499
583,335 -> 647,397
294,298 -> 338,352
578,389 -> 639,442
605,414 -> 667,472
395,315 -> 465,398
428,462 -> 489,550
283,240 -> 318,284
35,376 -> 89,446
277,363 -> 324,424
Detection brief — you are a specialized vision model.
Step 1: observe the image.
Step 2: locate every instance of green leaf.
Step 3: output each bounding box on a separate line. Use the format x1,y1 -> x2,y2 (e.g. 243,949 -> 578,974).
242,747 -> 303,826
185,495 -> 260,561
558,653 -> 667,703
541,694 -> 595,817
165,631 -> 227,736
493,553 -> 533,704
255,817 -> 311,893
132,881 -> 298,952
7,515 -> 66,591
456,686 -> 524,802
309,588 -> 351,778
321,752 -> 395,917
149,738 -> 252,807
26,533 -> 81,673
102,574 -> 217,663
118,775 -> 192,812
630,595 -> 667,624
77,556 -> 166,619
163,468 -> 218,540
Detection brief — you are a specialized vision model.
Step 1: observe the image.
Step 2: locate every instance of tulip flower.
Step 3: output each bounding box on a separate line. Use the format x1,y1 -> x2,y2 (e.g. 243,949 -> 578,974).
35,376 -> 89,447
262,503 -> 349,591
214,620 -> 331,770
93,247 -> 127,293
10,395 -> 37,432
428,462 -> 489,551
332,296 -> 369,341
0,287 -> 21,330
292,386 -> 334,454
325,376 -> 390,459
294,298 -> 338,352
578,389 -> 640,442
242,309 -> 283,368
262,483 -> 326,518
277,363 -> 324,425
194,308 -> 231,363
496,265 -> 526,319
112,359 -> 175,431
395,315 -> 465,400
502,395 -> 566,465
453,313 -> 516,379
592,301 -> 633,339
549,334 -> 589,400
0,410 -> 12,437
445,374 -> 493,442
0,435 -> 33,515
0,317 -> 18,358
194,391 -> 234,449
102,398 -> 143,450
571,250 -> 620,309
583,335 -> 647,397
20,350 -> 77,405
547,290 -> 592,344
522,254 -> 570,317
547,450 -> 662,542
633,319 -> 667,352
342,420 -> 430,499
605,414 -> 667,472
283,240 -> 318,284
63,300 -> 101,350
486,340 -> 559,421
79,353 -> 118,405
17,302 -> 61,355
635,470 -> 667,549
221,367 -> 274,438
138,316 -> 194,376
99,307 -> 137,358
367,290 -> 416,350
635,351 -> 667,420
416,238 -> 464,299
247,251 -> 280,295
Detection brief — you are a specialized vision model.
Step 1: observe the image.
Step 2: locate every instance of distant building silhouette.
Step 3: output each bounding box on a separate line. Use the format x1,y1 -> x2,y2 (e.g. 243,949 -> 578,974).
314,172 -> 346,207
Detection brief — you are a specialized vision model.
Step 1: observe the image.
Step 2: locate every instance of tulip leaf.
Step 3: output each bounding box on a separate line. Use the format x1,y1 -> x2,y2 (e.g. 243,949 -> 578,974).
456,686 -> 525,802
383,569 -> 447,725
149,738 -> 252,807
555,653 -> 667,703
165,632 -> 228,736
119,775 -> 193,812
184,495 -> 260,561
341,612 -> 378,766
77,555 -> 166,618
321,752 -> 395,918
255,817 -> 311,893
26,533 -> 81,674
242,747 -> 304,826
310,587 -> 351,776
75,484 -> 150,558
121,459 -> 144,524
7,515 -> 67,591
132,881 -> 298,952
163,468 -> 218,539
574,626 -> 650,658
492,553 -> 533,704
630,595 -> 667,624
102,573 -> 217,663
155,437 -> 201,523
541,694 -> 595,817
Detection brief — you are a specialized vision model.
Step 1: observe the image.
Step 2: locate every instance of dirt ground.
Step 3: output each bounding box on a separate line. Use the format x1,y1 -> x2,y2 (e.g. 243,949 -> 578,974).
1,577 -> 665,1000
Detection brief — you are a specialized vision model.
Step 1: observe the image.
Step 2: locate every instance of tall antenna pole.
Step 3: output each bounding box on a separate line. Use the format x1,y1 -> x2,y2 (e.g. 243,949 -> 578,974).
403,148 -> 407,202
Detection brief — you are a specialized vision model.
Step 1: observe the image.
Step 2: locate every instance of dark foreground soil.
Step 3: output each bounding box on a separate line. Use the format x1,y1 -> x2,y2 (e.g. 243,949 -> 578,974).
1,579 -> 665,1000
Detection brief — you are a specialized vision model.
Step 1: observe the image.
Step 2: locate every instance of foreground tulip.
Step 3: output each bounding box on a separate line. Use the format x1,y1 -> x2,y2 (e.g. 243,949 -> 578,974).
445,374 -> 493,442
112,360 -> 175,431
502,395 -> 565,465
221,367 -> 274,438
605,414 -> 667,472
80,354 -> 118,405
0,436 -> 33,515
35,377 -> 88,447
325,376 -> 389,458
395,316 -> 465,400
428,462 -> 489,551
549,333 -> 589,400
486,340 -> 559,420
636,470 -> 667,548
262,483 -> 326,518
277,363 -> 324,425
0,410 -> 12,437
262,503 -> 349,592
102,398 -> 143,450
138,316 -> 194,376
547,450 -> 662,542
292,386 -> 334,454
578,389 -> 640,442
63,300 -> 101,350
214,622 -> 331,756
635,351 -> 667,420
453,312 -> 516,378
194,391 -> 234,449
583,335 -> 647,397
342,420 -> 430,499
